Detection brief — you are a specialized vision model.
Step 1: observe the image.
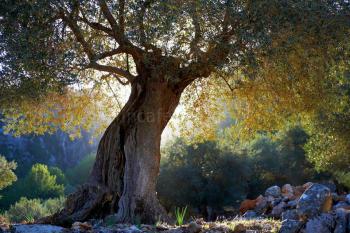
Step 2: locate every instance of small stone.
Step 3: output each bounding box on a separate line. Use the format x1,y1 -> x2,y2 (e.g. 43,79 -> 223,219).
281,209 -> 299,221
282,184 -> 295,200
265,186 -> 281,198
128,225 -> 142,233
333,201 -> 350,211
188,222 -> 202,233
242,210 -> 258,219
286,200 -> 298,208
233,223 -> 246,233
271,201 -> 287,219
278,219 -> 302,233
255,195 -> 268,214
345,194 -> 350,204
162,229 -> 183,233
72,221 -> 92,231
302,182 -> 314,190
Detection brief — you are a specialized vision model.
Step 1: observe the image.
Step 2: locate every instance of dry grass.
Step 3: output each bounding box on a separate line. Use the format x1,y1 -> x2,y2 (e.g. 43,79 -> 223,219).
199,218 -> 281,233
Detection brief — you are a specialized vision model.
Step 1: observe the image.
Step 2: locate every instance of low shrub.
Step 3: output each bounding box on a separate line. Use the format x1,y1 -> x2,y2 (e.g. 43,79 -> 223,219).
6,196 -> 65,223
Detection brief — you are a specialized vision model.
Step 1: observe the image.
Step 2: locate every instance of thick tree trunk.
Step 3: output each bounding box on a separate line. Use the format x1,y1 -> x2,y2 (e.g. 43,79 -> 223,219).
44,76 -> 182,226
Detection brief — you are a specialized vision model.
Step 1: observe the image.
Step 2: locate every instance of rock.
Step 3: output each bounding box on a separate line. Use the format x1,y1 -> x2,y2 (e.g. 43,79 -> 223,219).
304,213 -> 335,233
293,186 -> 306,200
333,201 -> 350,211
286,200 -> 298,209
128,225 -> 142,233
271,201 -> 287,218
334,209 -> 350,233
187,222 -> 201,233
232,223 -> 246,233
345,194 -> 350,204
321,181 -> 337,193
278,219 -> 303,233
297,183 -> 332,220
255,195 -> 268,214
282,184 -> 295,200
242,210 -> 258,219
239,199 -> 257,214
265,186 -> 281,198
162,229 -> 183,233
71,222 -> 92,231
332,193 -> 347,203
10,224 -> 67,233
281,210 -> 299,221
302,182 -> 314,190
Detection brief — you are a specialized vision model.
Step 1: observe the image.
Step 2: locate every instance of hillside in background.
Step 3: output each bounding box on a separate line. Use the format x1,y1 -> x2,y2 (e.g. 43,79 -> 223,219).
0,120 -> 99,177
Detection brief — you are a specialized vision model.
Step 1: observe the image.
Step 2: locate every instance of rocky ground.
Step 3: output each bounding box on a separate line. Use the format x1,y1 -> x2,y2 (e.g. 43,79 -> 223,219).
239,182 -> 350,233
2,182 -> 350,233
0,218 -> 281,233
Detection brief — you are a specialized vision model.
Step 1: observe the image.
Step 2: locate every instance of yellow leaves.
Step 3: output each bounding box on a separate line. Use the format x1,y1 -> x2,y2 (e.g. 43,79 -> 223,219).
2,88 -> 117,140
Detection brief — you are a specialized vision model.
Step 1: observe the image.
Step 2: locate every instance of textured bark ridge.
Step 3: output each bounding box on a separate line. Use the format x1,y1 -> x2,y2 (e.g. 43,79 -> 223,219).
44,76 -> 182,226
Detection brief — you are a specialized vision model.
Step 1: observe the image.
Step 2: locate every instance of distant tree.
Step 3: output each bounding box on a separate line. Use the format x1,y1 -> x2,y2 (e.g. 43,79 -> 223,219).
48,167 -> 68,186
158,139 -> 251,219
0,156 -> 17,191
247,127 -> 328,198
23,164 -> 64,200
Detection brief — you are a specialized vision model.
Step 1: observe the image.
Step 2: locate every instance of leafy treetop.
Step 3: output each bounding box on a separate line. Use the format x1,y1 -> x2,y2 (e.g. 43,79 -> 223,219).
0,0 -> 349,138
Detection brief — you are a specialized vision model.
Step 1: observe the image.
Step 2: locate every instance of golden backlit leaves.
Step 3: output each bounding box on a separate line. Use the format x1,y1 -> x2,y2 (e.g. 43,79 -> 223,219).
2,88 -> 117,140
179,29 -> 348,142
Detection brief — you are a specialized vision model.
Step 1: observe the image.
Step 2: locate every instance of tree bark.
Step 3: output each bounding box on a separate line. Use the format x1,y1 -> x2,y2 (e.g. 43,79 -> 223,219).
44,75 -> 183,226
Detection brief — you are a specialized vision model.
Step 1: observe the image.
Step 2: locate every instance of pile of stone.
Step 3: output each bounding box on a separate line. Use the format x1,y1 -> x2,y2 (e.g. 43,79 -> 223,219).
239,182 -> 350,233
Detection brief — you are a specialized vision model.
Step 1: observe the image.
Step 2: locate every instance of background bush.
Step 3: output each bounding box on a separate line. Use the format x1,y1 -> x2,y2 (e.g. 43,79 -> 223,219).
5,197 -> 65,223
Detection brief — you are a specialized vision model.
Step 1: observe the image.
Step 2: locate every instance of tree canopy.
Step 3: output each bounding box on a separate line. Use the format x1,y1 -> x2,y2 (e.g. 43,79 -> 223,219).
0,0 -> 349,138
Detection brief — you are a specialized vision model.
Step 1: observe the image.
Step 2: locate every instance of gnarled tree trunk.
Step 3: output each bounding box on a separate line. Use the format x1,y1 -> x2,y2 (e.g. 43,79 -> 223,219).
45,74 -> 183,226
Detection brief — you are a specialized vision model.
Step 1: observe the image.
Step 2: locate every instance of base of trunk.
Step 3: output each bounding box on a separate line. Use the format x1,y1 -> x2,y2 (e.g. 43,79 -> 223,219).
39,184 -> 114,227
40,184 -> 170,227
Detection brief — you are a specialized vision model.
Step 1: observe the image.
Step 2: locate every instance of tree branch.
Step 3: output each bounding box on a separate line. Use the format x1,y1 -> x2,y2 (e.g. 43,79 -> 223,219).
87,62 -> 135,81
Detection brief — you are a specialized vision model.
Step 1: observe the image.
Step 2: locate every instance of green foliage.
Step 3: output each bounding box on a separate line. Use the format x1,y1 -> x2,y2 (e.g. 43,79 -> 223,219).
158,127 -> 327,217
174,206 -> 187,226
158,139 -> 251,215
246,127 -> 327,197
0,156 -> 17,191
48,167 -> 68,186
0,164 -> 64,209
5,197 -> 65,223
23,164 -> 64,199
65,154 -> 95,187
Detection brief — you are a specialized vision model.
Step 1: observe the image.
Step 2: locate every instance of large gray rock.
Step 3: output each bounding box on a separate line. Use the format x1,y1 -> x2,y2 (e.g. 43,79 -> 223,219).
281,210 -> 299,221
296,183 -> 332,220
10,224 -> 67,233
278,219 -> 302,233
305,213 -> 335,233
265,186 -> 281,198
